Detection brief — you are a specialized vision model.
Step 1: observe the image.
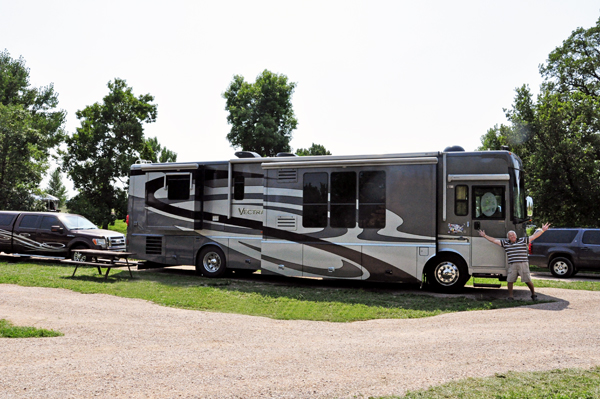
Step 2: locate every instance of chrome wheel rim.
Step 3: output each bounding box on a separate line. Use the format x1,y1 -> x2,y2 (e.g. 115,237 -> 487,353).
203,252 -> 222,273
552,261 -> 569,276
434,261 -> 459,286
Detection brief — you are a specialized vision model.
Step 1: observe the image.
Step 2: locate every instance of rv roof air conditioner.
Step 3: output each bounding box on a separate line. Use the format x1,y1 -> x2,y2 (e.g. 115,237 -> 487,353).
444,145 -> 465,152
235,151 -> 262,158
275,152 -> 298,157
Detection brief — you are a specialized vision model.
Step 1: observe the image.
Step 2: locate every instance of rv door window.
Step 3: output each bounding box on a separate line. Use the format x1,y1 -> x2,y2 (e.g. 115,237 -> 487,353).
455,185 -> 468,216
303,172 -> 328,228
359,171 -> 386,228
473,186 -> 505,219
233,176 -> 245,200
331,172 -> 356,228
167,174 -> 191,200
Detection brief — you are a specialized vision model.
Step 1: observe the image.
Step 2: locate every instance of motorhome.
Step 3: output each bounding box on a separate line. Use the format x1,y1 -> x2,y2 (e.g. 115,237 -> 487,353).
126,147 -> 530,292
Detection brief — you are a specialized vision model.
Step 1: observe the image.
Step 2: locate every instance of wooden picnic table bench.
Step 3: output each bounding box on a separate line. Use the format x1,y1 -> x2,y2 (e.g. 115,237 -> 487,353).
63,250 -> 137,280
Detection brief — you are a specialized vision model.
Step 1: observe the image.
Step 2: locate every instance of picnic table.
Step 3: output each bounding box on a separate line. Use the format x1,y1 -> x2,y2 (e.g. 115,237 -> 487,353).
63,250 -> 137,280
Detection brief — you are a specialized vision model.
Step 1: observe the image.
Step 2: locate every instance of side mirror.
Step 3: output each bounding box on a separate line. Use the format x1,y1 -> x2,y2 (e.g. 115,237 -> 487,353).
51,225 -> 64,233
526,196 -> 534,218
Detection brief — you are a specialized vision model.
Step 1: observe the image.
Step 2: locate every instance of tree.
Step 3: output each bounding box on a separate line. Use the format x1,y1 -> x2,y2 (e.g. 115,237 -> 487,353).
223,70 -> 298,157
140,136 -> 177,163
46,168 -> 68,208
63,78 -> 157,228
295,143 -> 332,156
0,50 -> 66,210
479,18 -> 600,227
0,104 -> 45,209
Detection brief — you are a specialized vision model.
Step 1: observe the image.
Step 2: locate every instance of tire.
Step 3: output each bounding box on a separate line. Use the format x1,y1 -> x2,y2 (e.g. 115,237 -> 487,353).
196,246 -> 227,278
70,245 -> 89,262
426,255 -> 469,292
549,257 -> 574,278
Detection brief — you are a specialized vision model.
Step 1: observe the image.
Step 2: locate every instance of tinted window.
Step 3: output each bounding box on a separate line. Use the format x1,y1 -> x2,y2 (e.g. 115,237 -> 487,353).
473,187 -> 505,219
331,172 -> 356,228
534,230 -> 578,244
167,175 -> 190,200
582,230 -> 600,245
0,214 -> 16,226
359,171 -> 386,228
19,215 -> 40,229
233,176 -> 245,200
303,172 -> 328,228
455,185 -> 468,216
39,216 -> 60,231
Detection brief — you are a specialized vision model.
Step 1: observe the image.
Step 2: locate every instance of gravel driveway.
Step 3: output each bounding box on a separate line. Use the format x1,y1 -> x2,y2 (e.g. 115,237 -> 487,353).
1,283 -> 600,398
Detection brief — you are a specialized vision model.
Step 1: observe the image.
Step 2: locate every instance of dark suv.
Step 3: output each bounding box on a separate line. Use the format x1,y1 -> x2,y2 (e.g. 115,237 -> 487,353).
529,228 -> 600,278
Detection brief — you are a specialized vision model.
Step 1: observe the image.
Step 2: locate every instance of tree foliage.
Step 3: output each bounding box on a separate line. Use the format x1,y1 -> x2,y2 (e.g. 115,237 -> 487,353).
0,50 -> 65,210
479,18 -> 600,227
140,136 -> 177,163
63,78 -> 157,228
295,143 -> 332,156
46,168 -> 68,208
223,70 -> 298,157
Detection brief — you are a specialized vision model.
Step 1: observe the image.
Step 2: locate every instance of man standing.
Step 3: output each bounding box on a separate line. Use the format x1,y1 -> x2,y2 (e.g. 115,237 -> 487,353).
478,223 -> 551,300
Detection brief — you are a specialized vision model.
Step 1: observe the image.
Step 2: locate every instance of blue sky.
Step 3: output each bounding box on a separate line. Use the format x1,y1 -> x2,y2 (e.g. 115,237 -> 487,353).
2,0 -> 599,192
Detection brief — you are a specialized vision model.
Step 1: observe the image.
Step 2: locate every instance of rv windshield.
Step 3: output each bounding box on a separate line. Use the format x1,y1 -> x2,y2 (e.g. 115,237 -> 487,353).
60,215 -> 97,230
512,168 -> 527,222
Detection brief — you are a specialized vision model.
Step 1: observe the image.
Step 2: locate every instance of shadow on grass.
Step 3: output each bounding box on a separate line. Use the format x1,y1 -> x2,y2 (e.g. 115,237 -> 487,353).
134,267 -> 559,313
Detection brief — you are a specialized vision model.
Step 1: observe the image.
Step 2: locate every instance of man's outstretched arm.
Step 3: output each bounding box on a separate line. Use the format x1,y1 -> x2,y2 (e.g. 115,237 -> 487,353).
478,229 -> 502,246
529,222 -> 551,242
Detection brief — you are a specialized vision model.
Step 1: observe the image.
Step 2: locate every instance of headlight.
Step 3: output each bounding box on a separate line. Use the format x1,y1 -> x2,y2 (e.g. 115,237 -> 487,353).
92,238 -> 107,248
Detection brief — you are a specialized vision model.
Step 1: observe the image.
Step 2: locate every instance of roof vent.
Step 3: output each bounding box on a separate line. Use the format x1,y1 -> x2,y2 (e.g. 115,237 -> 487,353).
276,152 -> 298,157
235,151 -> 261,158
444,145 -> 465,152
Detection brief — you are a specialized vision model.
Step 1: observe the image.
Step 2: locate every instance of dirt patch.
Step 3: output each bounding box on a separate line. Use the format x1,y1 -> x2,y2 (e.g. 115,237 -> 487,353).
1,284 -> 599,398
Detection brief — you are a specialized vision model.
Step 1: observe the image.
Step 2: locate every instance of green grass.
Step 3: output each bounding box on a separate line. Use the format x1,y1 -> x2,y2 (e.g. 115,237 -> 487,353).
379,367 -> 600,398
107,219 -> 127,235
0,319 -> 63,338
0,261 -> 538,322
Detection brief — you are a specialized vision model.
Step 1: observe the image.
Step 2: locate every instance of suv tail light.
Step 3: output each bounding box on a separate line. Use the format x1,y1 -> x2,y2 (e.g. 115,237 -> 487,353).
528,243 -> 532,254
126,215 -> 129,226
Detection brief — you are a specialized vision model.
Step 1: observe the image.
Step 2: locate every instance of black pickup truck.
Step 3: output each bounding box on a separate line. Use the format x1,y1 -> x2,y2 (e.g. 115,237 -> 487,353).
0,211 -> 125,259
529,228 -> 600,277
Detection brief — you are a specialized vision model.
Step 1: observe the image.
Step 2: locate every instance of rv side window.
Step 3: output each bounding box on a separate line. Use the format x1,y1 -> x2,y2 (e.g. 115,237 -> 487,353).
234,176 -> 245,200
331,172 -> 356,228
359,171 -> 386,228
167,175 -> 190,200
303,172 -> 328,228
455,185 -> 468,216
473,186 -> 505,219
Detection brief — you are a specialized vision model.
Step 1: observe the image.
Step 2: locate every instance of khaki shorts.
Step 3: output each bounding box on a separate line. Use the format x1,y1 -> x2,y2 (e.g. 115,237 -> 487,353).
507,261 -> 531,283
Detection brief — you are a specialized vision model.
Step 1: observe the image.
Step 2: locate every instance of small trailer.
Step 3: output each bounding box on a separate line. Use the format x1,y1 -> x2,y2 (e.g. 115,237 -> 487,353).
126,147 -> 530,292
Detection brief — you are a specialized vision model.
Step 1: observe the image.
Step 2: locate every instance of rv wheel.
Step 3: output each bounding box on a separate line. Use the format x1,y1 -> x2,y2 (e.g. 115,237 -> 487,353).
426,256 -> 469,292
197,246 -> 227,278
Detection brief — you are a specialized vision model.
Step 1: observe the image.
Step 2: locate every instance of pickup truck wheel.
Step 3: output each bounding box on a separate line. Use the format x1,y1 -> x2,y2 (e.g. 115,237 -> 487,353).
70,245 -> 89,262
196,246 -> 227,278
426,255 -> 469,292
549,257 -> 574,278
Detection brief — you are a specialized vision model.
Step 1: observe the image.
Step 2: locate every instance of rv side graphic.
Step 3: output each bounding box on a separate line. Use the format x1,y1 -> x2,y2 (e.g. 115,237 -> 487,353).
126,148 -> 529,292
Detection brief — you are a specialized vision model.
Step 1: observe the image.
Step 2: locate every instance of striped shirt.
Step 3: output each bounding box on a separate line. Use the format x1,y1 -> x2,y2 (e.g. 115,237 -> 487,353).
500,236 -> 529,264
